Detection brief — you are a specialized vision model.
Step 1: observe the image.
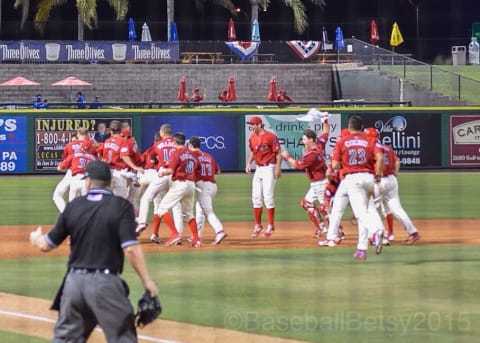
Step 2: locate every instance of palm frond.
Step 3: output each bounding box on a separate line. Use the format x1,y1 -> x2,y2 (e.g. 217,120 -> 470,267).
284,0 -> 308,34
105,0 -> 129,20
307,0 -> 326,7
76,0 -> 98,29
34,0 -> 68,34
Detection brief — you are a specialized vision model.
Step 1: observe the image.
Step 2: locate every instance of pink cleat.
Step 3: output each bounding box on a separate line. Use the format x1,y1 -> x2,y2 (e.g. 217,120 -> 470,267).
353,250 -> 367,260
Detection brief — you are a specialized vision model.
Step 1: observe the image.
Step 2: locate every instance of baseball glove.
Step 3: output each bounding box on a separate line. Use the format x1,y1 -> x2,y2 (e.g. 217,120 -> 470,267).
135,290 -> 162,328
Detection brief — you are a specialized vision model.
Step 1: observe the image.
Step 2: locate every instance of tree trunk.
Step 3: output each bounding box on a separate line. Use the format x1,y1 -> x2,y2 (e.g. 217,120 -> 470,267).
250,0 -> 259,26
167,0 -> 175,40
77,13 -> 84,41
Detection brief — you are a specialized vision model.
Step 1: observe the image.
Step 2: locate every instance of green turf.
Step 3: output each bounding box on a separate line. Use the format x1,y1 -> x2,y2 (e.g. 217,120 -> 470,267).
0,331 -> 48,343
1,172 -> 479,225
0,246 -> 478,343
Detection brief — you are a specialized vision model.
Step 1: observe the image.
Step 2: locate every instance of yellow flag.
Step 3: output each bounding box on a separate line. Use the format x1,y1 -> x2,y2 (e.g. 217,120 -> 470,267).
390,22 -> 404,47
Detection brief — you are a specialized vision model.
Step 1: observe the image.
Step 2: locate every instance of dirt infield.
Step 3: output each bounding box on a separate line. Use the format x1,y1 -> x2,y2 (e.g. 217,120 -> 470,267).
0,219 -> 478,342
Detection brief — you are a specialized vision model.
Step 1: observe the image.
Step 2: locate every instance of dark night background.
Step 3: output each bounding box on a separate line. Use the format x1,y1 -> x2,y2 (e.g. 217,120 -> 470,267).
0,0 -> 478,63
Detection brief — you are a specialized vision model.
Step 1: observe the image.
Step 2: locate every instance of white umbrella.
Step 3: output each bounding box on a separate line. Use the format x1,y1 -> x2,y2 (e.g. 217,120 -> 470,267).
141,23 -> 152,42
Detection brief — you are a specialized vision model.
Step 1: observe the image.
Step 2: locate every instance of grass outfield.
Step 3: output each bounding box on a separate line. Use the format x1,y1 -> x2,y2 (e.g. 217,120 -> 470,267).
1,171 -> 479,225
0,246 -> 478,342
0,171 -> 479,342
0,331 -> 48,343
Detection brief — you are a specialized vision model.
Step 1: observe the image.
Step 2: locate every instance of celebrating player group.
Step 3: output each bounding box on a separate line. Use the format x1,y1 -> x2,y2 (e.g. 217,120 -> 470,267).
52,110 -> 420,257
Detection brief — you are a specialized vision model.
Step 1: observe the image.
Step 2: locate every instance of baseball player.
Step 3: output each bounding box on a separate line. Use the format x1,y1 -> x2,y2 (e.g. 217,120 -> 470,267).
281,128 -> 328,238
52,128 -> 89,212
188,136 -> 227,245
364,128 -> 421,245
322,116 -> 384,260
155,132 -> 201,247
57,139 -> 98,201
120,126 -> 143,211
102,120 -> 143,201
135,124 -> 183,243
245,116 -> 282,238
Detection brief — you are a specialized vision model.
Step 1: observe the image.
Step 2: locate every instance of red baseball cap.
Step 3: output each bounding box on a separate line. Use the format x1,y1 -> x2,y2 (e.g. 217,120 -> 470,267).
121,128 -> 131,137
81,139 -> 93,152
246,116 -> 263,125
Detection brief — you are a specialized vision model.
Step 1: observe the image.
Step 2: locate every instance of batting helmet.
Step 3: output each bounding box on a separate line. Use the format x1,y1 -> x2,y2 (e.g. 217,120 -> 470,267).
364,127 -> 379,139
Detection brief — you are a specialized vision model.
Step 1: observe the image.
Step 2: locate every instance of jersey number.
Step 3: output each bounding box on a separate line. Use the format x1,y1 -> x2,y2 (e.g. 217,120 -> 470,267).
348,149 -> 366,165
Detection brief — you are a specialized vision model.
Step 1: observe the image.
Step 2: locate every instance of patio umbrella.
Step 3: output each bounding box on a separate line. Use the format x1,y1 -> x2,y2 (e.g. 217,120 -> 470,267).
251,19 -> 260,42
335,27 -> 345,51
370,20 -> 380,44
169,21 -> 179,42
321,27 -> 329,52
128,18 -> 137,41
390,22 -> 404,48
141,22 -> 152,42
0,76 -> 40,86
227,18 -> 237,42
226,76 -> 237,101
267,77 -> 277,101
177,76 -> 188,102
51,76 -> 92,88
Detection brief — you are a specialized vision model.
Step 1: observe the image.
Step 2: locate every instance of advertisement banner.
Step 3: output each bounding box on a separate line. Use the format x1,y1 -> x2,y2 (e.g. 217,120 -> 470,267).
244,113 -> 342,169
450,114 -> 480,166
140,115 -> 239,170
0,116 -> 27,173
34,117 -> 132,172
0,41 -> 179,63
362,113 -> 441,168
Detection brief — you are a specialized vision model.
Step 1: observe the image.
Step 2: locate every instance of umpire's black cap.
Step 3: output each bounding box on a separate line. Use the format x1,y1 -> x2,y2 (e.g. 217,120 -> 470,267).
82,160 -> 111,182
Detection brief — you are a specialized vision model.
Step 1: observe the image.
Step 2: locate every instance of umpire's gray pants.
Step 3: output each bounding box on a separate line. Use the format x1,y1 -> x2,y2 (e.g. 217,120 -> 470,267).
51,270 -> 137,343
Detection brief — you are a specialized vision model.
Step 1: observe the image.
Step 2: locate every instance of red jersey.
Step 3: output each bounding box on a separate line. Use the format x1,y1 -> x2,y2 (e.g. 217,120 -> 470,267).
141,145 -> 158,169
153,136 -> 176,168
167,146 -> 199,182
316,132 -> 329,150
103,135 -> 127,170
382,144 -> 399,176
192,150 -> 220,183
248,130 -> 280,165
293,146 -> 326,182
62,140 -> 83,159
58,151 -> 98,176
333,132 -> 382,175
121,136 -> 142,167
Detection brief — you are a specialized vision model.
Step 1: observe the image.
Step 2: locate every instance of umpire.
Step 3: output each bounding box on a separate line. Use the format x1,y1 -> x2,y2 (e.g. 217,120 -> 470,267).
30,160 -> 158,342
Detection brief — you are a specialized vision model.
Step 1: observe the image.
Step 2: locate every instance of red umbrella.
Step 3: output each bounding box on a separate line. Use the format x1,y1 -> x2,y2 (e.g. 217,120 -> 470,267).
227,18 -> 237,42
51,76 -> 92,87
0,76 -> 40,86
267,77 -> 277,101
226,76 -> 237,101
370,20 -> 380,44
177,76 -> 188,102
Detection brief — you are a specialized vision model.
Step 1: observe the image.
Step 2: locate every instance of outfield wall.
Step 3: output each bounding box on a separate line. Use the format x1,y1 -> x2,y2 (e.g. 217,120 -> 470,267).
1,107 -> 479,174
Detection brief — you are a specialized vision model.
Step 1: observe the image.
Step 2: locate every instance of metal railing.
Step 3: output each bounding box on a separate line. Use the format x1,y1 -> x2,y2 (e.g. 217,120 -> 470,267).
348,38 -> 480,105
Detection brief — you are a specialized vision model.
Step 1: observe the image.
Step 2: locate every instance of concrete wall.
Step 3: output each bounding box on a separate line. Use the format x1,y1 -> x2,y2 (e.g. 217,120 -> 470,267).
0,64 -> 332,104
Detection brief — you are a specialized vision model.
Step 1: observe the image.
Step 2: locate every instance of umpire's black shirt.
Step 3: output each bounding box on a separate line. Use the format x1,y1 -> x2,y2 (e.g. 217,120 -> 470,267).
46,188 -> 139,274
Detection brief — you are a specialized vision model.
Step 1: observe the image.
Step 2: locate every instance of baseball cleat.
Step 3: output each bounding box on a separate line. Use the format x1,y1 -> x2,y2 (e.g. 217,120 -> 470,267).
263,225 -> 275,237
353,250 -> 367,260
164,235 -> 181,247
150,234 -> 161,244
404,232 -> 420,245
382,238 -> 391,246
135,223 -> 148,236
212,231 -> 227,245
318,238 -> 341,247
387,233 -> 396,241
374,230 -> 384,255
251,224 -> 263,238
191,239 -> 202,248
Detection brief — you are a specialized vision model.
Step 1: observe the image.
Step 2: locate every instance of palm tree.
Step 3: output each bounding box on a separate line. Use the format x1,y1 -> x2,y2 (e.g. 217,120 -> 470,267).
14,0 -> 129,41
252,0 -> 326,34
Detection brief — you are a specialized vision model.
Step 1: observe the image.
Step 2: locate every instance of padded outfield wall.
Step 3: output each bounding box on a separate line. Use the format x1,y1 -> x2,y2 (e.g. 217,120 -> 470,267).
1,107 -> 479,174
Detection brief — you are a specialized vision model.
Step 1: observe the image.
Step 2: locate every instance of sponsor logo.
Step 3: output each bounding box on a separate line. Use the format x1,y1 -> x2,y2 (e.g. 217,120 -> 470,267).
452,120 -> 480,144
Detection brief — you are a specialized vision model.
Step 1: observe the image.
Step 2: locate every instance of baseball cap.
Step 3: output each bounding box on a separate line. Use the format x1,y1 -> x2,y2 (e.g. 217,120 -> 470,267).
246,116 -> 263,125
82,160 -> 111,182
